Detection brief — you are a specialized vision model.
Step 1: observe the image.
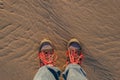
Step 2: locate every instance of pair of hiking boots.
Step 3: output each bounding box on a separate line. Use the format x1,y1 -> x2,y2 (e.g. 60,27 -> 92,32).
38,38 -> 84,67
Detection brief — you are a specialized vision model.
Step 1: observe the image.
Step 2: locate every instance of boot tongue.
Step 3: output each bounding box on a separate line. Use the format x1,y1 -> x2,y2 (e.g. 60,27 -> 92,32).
69,46 -> 79,50
69,42 -> 81,50
41,44 -> 53,51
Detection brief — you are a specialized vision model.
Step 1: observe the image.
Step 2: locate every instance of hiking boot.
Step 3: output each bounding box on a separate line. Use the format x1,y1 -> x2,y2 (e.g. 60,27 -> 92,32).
38,39 -> 57,67
65,38 -> 84,65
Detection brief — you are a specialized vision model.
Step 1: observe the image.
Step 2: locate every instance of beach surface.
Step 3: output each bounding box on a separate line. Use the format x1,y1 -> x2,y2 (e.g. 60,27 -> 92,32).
0,0 -> 120,80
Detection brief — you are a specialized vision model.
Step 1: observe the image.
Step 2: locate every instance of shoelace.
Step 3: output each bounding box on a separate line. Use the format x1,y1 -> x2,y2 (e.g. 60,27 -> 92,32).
38,51 -> 57,66
67,49 -> 83,64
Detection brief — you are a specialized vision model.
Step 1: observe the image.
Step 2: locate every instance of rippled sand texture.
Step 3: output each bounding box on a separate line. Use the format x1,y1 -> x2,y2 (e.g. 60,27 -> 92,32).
0,0 -> 120,80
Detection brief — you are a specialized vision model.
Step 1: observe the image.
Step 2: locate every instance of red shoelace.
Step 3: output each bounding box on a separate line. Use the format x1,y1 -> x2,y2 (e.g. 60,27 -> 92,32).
38,49 -> 57,66
66,48 -> 84,65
